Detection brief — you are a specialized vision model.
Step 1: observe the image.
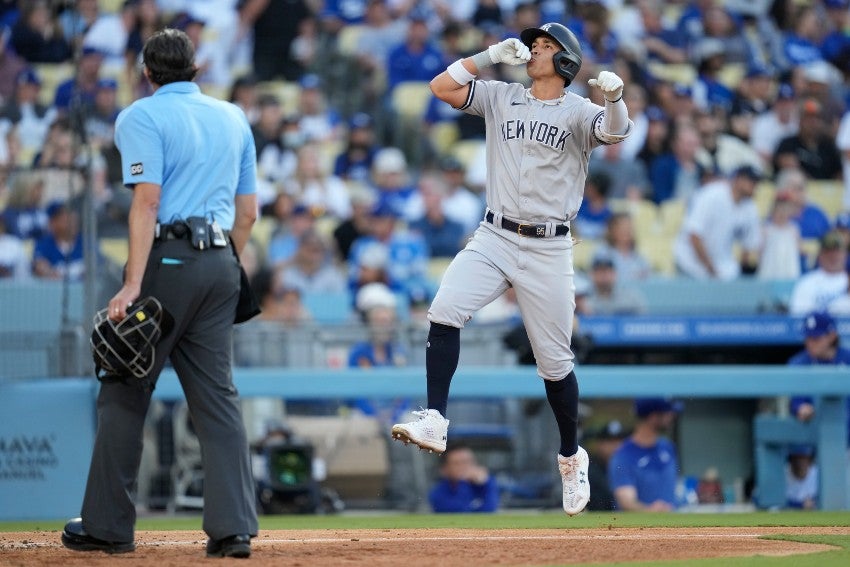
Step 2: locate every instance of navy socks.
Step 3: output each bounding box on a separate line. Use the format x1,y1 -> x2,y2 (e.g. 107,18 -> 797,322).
545,371 -> 579,458
425,322 -> 460,416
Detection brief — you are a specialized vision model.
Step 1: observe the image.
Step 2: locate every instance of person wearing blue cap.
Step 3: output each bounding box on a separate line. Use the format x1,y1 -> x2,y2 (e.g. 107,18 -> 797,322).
750,83 -> 798,169
673,165 -> 762,280
608,398 -> 682,511
53,45 -> 103,114
296,73 -> 344,144
785,310 -> 850,509
787,311 -> 850,442
333,112 -> 381,184
32,201 -> 87,281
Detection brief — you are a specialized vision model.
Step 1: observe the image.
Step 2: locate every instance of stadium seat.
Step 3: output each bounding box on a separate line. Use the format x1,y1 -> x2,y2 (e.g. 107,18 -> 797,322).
32,63 -> 74,106
428,121 -> 460,156
753,182 -> 775,219
646,62 -> 695,86
256,80 -> 300,115
427,257 -> 453,284
336,25 -> 366,57
390,81 -> 433,119
251,216 -> 277,256
637,231 -> 675,276
659,199 -> 686,237
806,180 -> 844,218
100,237 -> 128,266
450,139 -> 485,171
611,198 -> 661,233
571,239 -> 598,272
717,63 -> 745,90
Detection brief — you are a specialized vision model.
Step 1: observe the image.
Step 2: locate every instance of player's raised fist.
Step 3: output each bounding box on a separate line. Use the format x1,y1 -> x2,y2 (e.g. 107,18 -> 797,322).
488,38 -> 532,66
588,71 -> 624,102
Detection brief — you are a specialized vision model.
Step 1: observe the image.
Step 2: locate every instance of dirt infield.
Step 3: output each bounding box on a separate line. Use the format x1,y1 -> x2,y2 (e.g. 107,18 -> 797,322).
0,527 -> 846,566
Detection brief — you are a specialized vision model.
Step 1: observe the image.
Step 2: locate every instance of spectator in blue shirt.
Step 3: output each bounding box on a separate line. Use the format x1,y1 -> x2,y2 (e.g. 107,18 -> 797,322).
32,200 -> 86,281
409,173 -> 466,258
1,170 -> 47,239
347,282 -> 410,421
788,311 -> 850,446
385,14 -> 445,94
53,46 -> 103,114
774,167 -> 831,241
429,443 -> 500,513
781,5 -> 824,68
820,0 -> 850,68
608,398 -> 682,511
348,201 -> 430,297
575,171 -> 613,241
334,112 -> 381,184
320,0 -> 368,36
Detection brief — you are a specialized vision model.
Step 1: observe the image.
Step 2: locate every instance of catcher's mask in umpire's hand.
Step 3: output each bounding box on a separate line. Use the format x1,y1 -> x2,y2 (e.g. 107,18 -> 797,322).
91,297 -> 174,383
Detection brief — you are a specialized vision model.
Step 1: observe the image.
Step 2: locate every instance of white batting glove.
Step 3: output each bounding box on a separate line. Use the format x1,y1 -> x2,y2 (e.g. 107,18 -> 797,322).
589,71 -> 624,102
488,38 -> 531,66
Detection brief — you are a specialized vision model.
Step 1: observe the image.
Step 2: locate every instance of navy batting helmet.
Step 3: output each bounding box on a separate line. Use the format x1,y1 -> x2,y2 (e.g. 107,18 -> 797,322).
520,22 -> 582,86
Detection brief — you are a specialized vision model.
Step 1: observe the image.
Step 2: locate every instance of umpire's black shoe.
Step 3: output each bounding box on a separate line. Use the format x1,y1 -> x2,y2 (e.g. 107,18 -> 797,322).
206,534 -> 251,558
61,518 -> 136,554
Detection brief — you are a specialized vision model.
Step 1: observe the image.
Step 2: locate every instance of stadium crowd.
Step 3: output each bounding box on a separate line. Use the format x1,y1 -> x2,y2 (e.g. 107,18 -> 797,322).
1,0 -> 850,323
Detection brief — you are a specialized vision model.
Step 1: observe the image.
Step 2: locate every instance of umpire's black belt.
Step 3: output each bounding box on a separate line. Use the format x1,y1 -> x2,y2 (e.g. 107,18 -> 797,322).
485,211 -> 569,238
155,222 -> 229,242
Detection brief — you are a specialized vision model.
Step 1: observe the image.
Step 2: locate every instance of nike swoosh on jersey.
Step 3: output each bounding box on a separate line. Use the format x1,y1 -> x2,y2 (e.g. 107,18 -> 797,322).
510,101 -> 525,106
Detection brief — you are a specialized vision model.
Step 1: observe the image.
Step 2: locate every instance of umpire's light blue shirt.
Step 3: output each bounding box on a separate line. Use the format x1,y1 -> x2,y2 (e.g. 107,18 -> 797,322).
115,82 -> 257,230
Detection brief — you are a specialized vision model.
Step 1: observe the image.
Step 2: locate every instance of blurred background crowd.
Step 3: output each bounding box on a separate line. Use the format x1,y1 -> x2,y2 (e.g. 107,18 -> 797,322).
1,0 -> 850,330
2,0 -> 849,514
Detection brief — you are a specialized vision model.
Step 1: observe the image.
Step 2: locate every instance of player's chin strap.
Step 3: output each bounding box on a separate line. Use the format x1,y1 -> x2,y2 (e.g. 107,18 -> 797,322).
595,97 -> 633,145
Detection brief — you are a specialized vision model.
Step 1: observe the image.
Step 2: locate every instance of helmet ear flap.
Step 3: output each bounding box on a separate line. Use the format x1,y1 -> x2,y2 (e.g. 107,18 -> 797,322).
553,50 -> 581,85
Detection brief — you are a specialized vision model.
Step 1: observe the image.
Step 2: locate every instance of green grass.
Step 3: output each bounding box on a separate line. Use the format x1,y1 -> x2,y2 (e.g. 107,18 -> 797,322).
2,510 -> 849,532
582,534 -> 850,567
3,511 -> 849,566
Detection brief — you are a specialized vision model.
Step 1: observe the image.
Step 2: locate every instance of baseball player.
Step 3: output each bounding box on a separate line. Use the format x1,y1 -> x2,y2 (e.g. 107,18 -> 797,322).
61,29 -> 258,557
391,22 -> 632,516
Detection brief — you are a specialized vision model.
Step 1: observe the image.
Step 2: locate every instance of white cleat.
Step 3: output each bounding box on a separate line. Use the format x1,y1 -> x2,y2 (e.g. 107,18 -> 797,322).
559,446 -> 590,516
391,409 -> 449,454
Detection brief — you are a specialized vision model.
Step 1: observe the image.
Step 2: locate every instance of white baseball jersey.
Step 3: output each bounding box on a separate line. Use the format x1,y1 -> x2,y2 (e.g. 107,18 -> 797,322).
673,180 -> 762,280
460,80 -> 609,223
428,78 -> 630,380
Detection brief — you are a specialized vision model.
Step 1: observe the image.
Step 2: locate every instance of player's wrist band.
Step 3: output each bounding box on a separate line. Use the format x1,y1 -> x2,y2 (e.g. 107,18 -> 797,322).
472,49 -> 495,69
448,59 -> 476,85
605,94 -> 623,103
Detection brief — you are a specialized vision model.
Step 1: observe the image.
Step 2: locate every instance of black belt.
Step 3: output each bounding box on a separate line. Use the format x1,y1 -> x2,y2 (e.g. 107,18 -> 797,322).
485,211 -> 569,238
155,222 -> 192,241
155,222 -> 230,243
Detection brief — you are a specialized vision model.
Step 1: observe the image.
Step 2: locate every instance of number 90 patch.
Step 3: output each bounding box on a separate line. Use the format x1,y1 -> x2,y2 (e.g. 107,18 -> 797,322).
130,163 -> 144,175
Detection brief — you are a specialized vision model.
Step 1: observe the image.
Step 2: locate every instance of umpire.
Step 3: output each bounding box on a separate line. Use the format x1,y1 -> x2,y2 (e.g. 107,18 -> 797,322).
61,29 -> 259,558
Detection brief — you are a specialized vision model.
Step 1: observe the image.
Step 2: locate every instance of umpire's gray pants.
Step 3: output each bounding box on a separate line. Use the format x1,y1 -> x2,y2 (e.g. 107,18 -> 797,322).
428,224 -> 577,379
81,238 -> 258,542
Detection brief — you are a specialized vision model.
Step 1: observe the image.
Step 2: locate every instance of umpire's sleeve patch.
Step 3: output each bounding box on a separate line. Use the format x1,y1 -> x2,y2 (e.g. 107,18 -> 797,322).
130,162 -> 144,175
